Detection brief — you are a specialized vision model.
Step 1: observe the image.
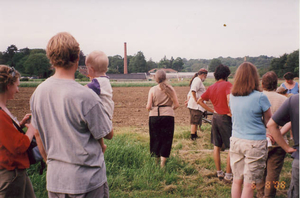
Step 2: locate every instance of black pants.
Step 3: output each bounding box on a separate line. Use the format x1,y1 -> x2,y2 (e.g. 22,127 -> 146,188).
149,116 -> 174,158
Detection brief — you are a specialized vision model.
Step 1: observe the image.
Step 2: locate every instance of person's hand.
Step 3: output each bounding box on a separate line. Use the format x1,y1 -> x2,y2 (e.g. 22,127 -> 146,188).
266,134 -> 275,144
24,123 -> 35,141
20,113 -> 31,128
184,99 -> 188,107
285,147 -> 297,154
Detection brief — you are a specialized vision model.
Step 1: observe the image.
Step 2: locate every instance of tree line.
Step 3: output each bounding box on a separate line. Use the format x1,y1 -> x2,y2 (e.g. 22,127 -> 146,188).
0,44 -> 298,78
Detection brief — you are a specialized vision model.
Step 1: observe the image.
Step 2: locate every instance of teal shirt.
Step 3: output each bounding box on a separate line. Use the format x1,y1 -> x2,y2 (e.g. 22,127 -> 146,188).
229,91 -> 271,140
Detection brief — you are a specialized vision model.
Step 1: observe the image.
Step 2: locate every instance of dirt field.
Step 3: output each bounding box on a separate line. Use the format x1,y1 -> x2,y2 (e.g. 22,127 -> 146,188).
8,86 -> 212,127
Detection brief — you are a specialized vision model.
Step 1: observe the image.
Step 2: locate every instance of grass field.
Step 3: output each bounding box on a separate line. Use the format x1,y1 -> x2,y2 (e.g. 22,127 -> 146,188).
28,123 -> 293,198
20,78 -> 287,88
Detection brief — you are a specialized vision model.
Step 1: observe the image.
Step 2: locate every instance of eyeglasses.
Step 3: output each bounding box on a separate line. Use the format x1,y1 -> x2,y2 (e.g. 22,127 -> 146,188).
9,67 -> 16,77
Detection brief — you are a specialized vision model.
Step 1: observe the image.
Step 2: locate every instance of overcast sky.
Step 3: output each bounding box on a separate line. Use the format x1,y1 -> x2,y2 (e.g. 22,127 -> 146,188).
0,0 -> 299,62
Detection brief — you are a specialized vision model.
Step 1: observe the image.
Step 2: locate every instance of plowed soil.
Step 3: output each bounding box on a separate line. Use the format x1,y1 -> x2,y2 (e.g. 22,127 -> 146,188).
7,86 -> 212,127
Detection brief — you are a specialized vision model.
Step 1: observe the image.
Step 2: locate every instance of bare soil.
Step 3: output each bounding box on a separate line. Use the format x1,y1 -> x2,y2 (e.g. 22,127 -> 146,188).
8,86 -> 212,127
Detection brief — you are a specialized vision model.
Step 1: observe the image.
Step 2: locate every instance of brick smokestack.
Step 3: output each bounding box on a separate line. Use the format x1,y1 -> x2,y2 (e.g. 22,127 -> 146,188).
124,42 -> 128,74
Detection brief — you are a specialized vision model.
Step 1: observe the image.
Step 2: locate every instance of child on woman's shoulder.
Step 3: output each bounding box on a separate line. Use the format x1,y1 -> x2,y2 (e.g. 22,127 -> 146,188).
85,50 -> 114,153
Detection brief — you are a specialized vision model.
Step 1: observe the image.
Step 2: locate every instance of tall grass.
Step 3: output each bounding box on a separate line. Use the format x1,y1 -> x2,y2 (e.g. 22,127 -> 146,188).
28,124 -> 293,197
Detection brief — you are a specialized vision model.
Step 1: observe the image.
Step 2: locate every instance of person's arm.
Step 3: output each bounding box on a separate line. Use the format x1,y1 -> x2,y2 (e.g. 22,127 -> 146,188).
191,91 -> 197,102
263,108 -> 272,127
171,87 -> 179,110
280,122 -> 292,136
226,94 -> 232,117
146,88 -> 153,111
197,97 -> 214,113
33,128 -> 47,162
104,128 -> 113,140
267,119 -> 296,153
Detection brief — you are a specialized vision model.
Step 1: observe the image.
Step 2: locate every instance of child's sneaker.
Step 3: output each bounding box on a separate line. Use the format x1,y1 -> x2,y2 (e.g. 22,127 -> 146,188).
217,170 -> 225,180
224,173 -> 233,184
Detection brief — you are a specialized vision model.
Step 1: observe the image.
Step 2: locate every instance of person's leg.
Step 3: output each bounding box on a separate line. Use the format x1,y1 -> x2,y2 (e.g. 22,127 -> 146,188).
226,152 -> 231,173
0,169 -> 29,198
160,116 -> 175,168
191,124 -> 197,135
241,182 -> 254,198
231,179 -> 243,198
161,157 -> 167,168
288,159 -> 299,198
24,173 -> 36,198
264,147 -> 286,198
214,145 -> 225,180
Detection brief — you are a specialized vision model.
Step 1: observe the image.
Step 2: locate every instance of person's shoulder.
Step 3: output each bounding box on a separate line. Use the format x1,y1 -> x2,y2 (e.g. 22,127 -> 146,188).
289,94 -> 299,103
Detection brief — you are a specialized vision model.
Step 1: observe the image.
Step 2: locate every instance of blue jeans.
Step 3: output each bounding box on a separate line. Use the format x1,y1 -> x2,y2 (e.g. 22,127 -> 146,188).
288,159 -> 299,198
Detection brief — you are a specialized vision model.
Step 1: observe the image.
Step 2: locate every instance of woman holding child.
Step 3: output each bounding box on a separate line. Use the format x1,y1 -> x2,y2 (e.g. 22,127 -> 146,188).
146,69 -> 179,167
0,65 -> 36,197
229,62 -> 272,198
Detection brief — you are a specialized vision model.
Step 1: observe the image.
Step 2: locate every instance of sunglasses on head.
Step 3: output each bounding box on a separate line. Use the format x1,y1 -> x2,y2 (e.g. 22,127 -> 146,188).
9,67 -> 16,77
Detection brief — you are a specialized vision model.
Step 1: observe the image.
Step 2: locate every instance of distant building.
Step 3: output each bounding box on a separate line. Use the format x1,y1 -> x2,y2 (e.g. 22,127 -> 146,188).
148,68 -> 178,74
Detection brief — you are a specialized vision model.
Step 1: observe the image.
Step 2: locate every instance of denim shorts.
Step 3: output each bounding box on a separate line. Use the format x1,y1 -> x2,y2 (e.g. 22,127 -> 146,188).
230,136 -> 268,184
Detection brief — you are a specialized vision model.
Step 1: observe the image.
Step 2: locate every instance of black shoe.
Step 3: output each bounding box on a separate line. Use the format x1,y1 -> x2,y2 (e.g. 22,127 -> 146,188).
191,134 -> 197,140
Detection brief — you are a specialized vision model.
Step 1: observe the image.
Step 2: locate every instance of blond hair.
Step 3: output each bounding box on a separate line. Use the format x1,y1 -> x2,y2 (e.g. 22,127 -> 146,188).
155,69 -> 176,101
231,62 -> 261,96
85,51 -> 109,73
0,65 -> 20,93
46,32 -> 80,69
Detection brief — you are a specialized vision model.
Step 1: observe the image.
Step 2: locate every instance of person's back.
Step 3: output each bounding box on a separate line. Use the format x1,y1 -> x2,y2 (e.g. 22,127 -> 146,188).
202,80 -> 232,114
30,32 -> 113,197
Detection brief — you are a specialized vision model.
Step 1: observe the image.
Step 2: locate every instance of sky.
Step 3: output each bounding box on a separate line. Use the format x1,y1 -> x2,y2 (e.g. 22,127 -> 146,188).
0,0 -> 299,62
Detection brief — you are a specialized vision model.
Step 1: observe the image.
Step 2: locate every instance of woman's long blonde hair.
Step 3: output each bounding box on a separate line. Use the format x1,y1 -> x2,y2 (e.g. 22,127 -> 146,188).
155,69 -> 175,101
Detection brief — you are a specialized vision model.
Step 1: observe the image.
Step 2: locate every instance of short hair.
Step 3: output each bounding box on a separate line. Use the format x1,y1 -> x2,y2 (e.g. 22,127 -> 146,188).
262,71 -> 278,91
0,65 -> 20,93
85,51 -> 109,73
46,32 -> 80,69
214,64 -> 231,80
231,62 -> 261,96
283,72 -> 294,80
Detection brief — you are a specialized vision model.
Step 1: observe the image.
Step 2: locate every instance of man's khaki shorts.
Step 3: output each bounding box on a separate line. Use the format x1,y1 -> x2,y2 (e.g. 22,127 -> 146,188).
230,137 -> 268,184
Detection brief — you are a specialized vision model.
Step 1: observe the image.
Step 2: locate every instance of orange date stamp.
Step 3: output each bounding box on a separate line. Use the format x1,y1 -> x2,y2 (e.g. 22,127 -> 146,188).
251,181 -> 286,190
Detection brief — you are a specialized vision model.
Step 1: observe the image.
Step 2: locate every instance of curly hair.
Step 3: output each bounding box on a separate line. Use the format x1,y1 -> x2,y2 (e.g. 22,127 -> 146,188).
46,32 -> 80,69
214,64 -> 231,80
0,65 -> 20,93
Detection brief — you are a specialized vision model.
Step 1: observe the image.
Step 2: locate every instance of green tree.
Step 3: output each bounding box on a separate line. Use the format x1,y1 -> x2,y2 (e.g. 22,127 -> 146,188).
108,55 -> 123,74
128,51 -> 147,73
209,59 -> 222,72
285,50 -> 299,77
3,45 -> 18,66
24,53 -> 51,77
158,56 -> 170,68
79,50 -> 86,66
146,58 -> 157,72
269,54 -> 288,78
172,57 -> 184,72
